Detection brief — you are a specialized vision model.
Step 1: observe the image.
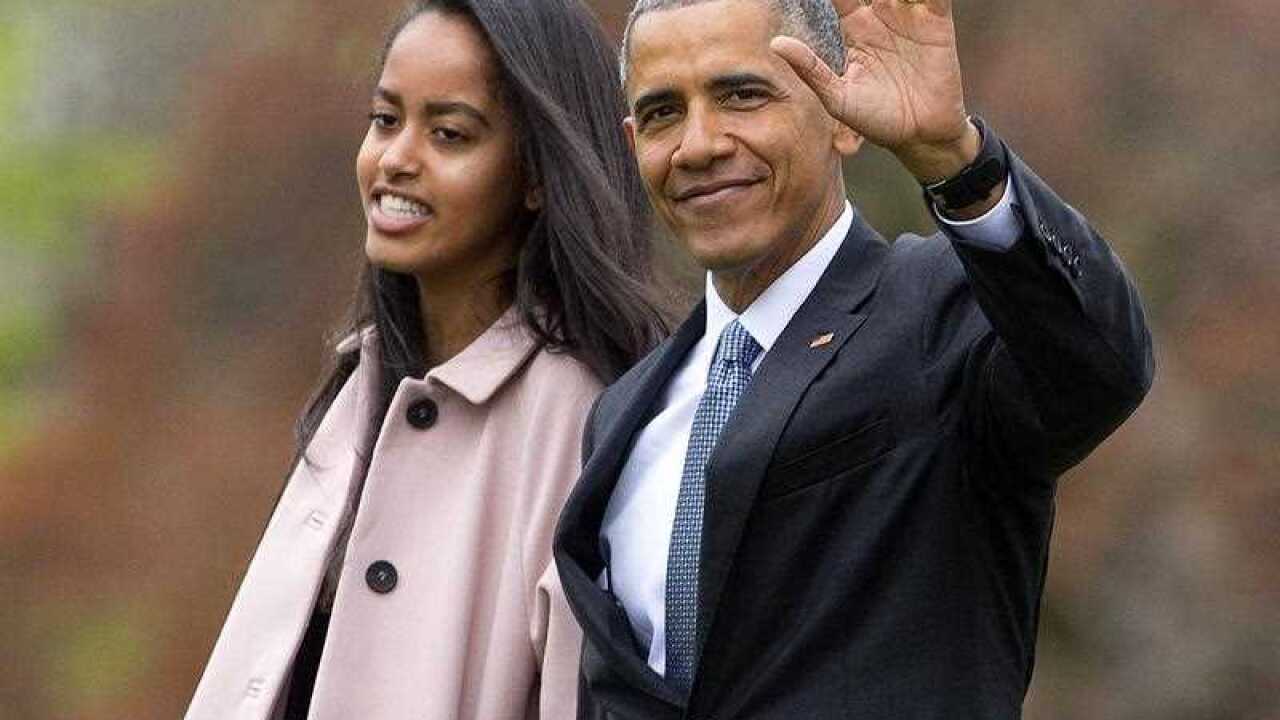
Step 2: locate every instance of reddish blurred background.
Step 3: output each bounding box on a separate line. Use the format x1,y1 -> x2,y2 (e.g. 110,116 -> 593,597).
1,1 -> 1277,718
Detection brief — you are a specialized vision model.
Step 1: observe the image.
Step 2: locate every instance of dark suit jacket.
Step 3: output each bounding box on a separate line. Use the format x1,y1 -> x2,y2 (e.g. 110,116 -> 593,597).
554,141 -> 1155,720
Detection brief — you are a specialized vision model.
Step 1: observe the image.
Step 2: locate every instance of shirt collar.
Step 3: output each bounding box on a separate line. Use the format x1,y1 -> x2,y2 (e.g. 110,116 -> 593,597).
705,201 -> 853,352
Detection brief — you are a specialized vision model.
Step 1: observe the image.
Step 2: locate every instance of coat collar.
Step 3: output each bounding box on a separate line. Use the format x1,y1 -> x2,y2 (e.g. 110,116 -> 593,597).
426,306 -> 541,405
339,306 -> 542,407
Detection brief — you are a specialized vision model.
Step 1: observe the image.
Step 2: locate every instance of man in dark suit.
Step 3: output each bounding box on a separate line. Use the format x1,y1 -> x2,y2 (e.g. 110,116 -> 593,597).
554,0 -> 1154,717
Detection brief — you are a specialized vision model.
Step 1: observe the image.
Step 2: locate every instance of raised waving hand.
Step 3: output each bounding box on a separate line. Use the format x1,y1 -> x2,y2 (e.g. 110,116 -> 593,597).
771,0 -> 980,184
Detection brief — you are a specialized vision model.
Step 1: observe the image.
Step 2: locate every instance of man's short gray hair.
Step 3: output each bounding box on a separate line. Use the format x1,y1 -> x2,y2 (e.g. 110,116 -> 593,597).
619,0 -> 847,88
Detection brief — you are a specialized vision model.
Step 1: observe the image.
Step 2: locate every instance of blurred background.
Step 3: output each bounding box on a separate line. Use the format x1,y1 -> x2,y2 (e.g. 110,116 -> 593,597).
1,0 -> 1277,717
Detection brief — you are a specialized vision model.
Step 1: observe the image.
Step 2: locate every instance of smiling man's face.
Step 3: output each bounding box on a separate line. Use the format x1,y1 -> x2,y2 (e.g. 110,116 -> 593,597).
623,0 -> 858,291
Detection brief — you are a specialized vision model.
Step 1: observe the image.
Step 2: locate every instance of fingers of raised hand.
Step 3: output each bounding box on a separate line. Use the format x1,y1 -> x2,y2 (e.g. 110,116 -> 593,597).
769,36 -> 844,108
835,0 -> 943,41
833,0 -> 941,14
769,36 -> 840,91
894,0 -> 950,12
836,0 -> 954,55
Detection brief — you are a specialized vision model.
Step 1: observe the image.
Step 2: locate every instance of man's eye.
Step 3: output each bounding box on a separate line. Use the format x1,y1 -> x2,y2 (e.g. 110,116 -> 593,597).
724,88 -> 768,107
641,106 -> 678,127
369,111 -> 399,129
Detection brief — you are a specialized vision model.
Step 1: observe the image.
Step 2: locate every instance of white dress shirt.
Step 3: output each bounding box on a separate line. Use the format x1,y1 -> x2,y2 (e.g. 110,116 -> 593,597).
599,183 -> 1022,677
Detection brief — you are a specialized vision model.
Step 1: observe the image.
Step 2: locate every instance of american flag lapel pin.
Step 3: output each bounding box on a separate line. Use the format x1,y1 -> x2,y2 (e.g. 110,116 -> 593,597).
809,332 -> 835,348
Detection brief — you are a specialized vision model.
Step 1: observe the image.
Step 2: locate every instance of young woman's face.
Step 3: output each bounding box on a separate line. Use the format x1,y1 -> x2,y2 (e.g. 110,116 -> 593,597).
356,11 -> 534,285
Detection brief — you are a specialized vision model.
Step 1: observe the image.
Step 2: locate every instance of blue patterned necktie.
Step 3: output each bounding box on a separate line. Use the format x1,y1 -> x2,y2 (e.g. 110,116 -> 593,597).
665,319 -> 762,694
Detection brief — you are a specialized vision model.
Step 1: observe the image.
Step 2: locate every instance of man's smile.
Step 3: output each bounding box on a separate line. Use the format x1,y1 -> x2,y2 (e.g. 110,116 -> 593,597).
669,176 -> 767,212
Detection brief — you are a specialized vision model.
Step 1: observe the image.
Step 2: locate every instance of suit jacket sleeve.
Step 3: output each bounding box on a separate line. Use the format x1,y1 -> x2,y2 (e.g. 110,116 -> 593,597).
933,141 -> 1155,482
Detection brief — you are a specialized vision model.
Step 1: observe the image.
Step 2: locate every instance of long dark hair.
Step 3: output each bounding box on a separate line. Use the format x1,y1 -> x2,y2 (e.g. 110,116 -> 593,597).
294,0 -> 668,466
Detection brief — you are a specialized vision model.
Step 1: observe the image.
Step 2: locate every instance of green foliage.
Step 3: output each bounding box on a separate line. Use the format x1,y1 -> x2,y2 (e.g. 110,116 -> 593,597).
0,301 -> 55,455
0,9 -> 159,454
0,137 -> 159,256
0,11 -> 29,132
43,599 -> 155,717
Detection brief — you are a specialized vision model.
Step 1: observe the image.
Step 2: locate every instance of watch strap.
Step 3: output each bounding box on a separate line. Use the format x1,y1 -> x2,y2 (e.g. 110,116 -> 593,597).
922,115 -> 1008,213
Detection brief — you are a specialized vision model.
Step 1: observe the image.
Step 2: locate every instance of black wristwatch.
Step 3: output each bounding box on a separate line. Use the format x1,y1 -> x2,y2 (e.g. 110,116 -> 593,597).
921,115 -> 1007,213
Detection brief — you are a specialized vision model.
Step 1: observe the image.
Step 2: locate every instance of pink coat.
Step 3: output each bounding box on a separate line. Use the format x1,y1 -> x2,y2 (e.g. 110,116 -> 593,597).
187,309 -> 598,719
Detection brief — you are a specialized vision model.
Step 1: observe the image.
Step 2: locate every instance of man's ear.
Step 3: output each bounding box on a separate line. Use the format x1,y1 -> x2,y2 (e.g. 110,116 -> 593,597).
833,121 -> 863,157
623,116 -> 637,154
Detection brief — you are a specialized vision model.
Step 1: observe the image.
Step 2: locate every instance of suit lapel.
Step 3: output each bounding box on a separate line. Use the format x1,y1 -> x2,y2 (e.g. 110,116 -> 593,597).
695,211 -> 891,661
559,302 -> 707,576
584,302 -> 708,542
556,303 -> 707,708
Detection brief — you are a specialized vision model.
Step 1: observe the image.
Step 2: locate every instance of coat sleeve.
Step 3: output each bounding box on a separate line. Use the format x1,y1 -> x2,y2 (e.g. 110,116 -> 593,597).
933,137 -> 1155,481
522,358 -> 602,719
531,559 -> 586,720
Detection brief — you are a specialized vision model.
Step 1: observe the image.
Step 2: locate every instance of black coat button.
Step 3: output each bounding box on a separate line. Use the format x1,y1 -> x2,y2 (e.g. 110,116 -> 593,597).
406,399 -> 438,429
366,560 -> 398,594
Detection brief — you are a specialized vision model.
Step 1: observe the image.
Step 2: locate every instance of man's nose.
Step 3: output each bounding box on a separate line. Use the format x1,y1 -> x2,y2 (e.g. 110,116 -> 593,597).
672,104 -> 733,170
378,127 -> 422,178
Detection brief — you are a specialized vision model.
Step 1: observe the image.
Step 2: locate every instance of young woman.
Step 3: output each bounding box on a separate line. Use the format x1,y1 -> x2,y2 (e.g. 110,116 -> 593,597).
185,1 -> 667,718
